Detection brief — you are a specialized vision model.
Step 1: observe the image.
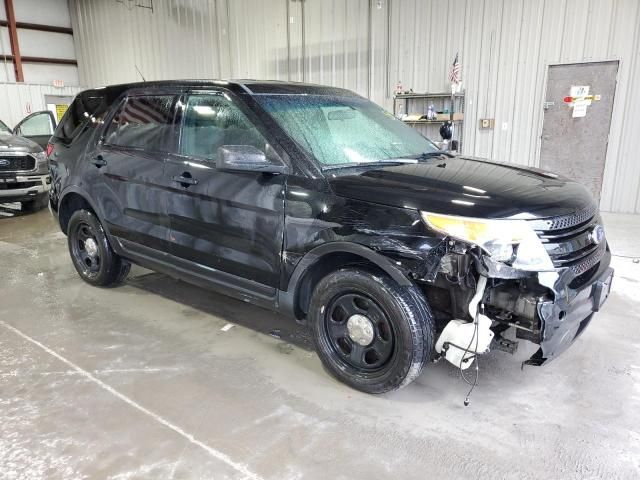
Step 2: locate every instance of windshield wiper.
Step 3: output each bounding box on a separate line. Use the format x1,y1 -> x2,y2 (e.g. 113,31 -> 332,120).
322,159 -> 418,171
415,150 -> 454,160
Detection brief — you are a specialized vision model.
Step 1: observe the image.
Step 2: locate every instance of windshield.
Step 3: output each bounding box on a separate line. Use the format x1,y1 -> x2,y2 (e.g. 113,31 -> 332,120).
256,94 -> 438,168
0,119 -> 11,134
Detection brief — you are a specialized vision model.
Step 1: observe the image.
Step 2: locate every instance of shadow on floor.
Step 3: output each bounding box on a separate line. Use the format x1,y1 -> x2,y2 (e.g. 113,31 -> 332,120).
126,270 -> 314,351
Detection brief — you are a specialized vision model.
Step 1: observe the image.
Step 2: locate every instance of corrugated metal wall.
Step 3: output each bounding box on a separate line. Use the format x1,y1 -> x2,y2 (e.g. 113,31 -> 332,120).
0,0 -> 80,85
70,0 -> 640,214
0,83 -> 83,128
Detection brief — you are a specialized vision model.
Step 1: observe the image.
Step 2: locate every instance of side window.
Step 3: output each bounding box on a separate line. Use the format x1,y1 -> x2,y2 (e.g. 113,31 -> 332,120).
180,94 -> 267,160
104,95 -> 175,151
55,94 -> 97,143
16,112 -> 55,137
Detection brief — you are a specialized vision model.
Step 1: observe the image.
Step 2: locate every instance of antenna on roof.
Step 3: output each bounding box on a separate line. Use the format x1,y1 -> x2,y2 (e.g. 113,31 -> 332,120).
135,64 -> 146,82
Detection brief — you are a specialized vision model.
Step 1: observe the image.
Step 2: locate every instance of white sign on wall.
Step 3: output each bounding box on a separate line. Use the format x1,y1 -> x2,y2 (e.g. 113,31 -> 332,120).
571,85 -> 589,118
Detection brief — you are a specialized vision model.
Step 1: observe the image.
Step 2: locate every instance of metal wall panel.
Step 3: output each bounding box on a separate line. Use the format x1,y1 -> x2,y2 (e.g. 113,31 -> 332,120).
70,0 -> 640,213
302,0 -> 369,95
0,83 -> 83,128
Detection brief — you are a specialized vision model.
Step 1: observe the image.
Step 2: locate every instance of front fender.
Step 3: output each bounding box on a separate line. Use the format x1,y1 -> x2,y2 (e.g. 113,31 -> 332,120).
277,241 -> 413,320
286,241 -> 412,290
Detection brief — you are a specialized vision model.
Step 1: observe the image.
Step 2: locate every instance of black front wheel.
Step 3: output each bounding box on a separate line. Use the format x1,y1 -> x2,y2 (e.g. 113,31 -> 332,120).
67,209 -> 130,287
309,268 -> 435,394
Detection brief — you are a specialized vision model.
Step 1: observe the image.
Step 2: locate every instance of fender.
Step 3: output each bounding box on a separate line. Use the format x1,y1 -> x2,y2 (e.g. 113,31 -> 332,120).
277,241 -> 413,319
58,185 -> 111,237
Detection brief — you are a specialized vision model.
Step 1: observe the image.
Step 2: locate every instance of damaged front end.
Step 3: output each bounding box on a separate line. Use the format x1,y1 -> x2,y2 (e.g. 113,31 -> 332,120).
410,207 -> 614,368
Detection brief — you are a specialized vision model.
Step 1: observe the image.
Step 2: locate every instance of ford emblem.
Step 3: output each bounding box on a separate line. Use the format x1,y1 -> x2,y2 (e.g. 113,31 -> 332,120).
0,159 -> 9,166
589,224 -> 605,245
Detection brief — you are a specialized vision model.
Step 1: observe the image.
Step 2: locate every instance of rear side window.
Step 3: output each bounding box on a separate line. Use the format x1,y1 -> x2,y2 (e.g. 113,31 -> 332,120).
55,93 -> 107,144
180,94 -> 267,160
104,95 -> 175,151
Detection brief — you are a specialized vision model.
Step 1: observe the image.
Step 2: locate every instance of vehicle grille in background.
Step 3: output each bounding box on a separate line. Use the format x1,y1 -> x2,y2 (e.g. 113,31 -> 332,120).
0,155 -> 36,171
0,180 -> 39,190
529,204 -> 605,275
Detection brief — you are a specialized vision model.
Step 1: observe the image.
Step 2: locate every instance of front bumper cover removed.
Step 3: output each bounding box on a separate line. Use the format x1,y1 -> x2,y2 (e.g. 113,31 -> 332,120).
526,251 -> 613,366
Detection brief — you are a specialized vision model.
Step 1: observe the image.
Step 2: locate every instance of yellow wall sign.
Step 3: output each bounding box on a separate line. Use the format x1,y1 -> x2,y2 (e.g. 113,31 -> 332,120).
55,104 -> 69,122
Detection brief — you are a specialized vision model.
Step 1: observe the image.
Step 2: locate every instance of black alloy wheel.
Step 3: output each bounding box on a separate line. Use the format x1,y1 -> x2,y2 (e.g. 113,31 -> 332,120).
71,221 -> 102,279
67,209 -> 130,287
325,292 -> 395,372
309,268 -> 435,394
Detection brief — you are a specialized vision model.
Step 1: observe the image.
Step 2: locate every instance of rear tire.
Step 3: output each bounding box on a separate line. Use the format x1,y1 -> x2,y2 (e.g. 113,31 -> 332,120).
309,268 -> 435,394
67,209 -> 130,287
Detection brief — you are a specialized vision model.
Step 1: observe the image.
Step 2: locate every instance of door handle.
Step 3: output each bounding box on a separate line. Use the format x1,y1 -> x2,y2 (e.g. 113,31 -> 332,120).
172,173 -> 198,187
92,155 -> 107,168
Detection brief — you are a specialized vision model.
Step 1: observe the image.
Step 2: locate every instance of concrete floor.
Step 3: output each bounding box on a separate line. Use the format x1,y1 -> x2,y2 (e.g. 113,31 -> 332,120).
1,202 -> 639,480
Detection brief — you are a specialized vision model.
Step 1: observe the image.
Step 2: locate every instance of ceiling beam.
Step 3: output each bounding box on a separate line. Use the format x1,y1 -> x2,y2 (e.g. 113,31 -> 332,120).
0,54 -> 77,66
0,20 -> 73,35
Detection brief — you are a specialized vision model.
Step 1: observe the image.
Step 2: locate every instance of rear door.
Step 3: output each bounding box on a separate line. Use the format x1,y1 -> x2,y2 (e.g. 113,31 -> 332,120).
164,91 -> 286,297
87,94 -> 177,255
13,111 -> 56,149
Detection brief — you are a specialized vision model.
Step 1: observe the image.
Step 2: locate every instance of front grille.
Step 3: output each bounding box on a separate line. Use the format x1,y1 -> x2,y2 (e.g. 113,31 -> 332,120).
0,180 -> 39,190
0,155 -> 36,171
530,205 -> 606,275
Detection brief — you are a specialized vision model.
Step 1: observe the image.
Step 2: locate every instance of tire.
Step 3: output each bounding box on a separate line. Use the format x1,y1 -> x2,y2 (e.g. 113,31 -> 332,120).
67,209 -> 131,287
309,268 -> 435,394
22,194 -> 48,212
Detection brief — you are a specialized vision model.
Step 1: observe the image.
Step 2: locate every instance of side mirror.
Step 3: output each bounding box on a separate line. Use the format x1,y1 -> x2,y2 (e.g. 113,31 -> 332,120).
216,145 -> 287,174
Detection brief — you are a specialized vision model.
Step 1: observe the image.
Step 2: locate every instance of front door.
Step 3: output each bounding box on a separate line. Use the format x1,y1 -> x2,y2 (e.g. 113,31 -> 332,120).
539,61 -> 619,203
88,94 -> 177,254
13,110 -> 57,149
164,92 -> 285,294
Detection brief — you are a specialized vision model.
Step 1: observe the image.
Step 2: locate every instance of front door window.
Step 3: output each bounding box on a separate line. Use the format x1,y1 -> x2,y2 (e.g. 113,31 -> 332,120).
180,94 -> 268,161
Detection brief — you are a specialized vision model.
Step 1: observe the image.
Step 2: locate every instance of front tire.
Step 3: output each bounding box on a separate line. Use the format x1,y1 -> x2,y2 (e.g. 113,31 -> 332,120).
309,268 -> 435,394
67,209 -> 130,287
22,193 -> 48,212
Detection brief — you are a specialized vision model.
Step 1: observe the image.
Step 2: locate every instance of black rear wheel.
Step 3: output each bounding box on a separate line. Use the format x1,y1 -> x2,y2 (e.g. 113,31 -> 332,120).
309,268 -> 435,394
67,209 -> 130,287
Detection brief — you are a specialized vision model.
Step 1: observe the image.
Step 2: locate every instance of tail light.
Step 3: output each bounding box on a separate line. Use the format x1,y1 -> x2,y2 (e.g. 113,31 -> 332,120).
46,142 -> 54,158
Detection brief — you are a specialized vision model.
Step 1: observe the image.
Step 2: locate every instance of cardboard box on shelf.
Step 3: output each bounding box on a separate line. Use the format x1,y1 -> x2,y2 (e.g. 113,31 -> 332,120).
436,113 -> 464,121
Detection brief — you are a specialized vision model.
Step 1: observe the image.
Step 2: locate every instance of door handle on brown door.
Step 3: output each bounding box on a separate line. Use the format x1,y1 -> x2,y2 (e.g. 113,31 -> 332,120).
172,172 -> 198,188
92,155 -> 107,168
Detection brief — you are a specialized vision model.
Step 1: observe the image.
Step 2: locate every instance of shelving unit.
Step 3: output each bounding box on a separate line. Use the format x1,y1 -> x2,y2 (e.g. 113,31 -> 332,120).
393,92 -> 465,151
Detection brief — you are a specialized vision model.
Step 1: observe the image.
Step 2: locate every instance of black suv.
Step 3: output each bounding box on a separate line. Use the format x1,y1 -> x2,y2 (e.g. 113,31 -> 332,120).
49,80 -> 613,394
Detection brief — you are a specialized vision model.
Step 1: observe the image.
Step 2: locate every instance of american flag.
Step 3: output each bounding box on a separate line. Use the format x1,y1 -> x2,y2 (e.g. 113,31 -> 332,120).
449,52 -> 461,86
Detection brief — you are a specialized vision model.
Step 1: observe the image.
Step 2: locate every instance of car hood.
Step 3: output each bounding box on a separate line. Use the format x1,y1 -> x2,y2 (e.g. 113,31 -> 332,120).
0,132 -> 42,153
327,156 -> 596,219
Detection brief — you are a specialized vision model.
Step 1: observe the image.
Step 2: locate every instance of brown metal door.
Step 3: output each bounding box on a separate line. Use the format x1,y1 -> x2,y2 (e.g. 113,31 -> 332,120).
539,61 -> 619,203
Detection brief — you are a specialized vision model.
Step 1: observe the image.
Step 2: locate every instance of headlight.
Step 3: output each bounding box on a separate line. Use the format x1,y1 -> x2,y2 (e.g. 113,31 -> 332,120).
33,151 -> 48,174
421,211 -> 554,271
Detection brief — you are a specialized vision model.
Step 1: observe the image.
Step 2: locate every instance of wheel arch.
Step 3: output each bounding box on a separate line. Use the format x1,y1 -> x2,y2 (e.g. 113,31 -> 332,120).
280,242 -> 413,321
58,187 -> 102,235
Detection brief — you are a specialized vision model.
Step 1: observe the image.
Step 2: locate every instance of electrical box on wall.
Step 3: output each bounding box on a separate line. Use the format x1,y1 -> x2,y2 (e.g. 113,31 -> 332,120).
479,118 -> 494,129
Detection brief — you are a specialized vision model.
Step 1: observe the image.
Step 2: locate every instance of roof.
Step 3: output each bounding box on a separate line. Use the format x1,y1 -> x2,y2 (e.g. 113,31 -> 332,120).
80,79 -> 359,99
